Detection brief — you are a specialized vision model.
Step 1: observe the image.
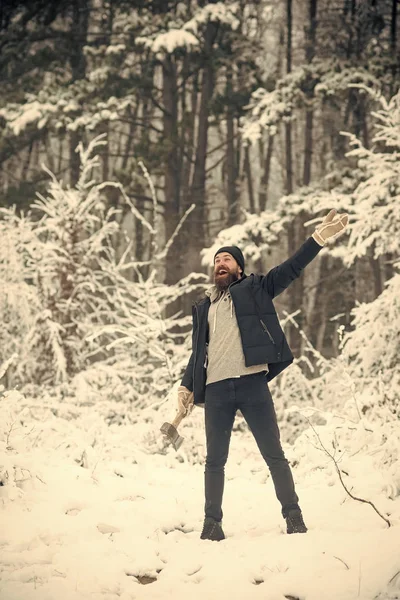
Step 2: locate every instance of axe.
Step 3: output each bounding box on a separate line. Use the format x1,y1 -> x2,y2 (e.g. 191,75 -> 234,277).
160,388 -> 194,451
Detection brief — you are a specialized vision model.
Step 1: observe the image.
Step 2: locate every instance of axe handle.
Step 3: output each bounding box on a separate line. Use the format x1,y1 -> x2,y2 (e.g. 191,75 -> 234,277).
171,409 -> 187,429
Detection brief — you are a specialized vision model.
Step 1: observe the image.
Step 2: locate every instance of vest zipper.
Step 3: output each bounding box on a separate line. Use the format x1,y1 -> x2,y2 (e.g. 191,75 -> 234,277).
231,279 -> 277,346
259,319 -> 276,345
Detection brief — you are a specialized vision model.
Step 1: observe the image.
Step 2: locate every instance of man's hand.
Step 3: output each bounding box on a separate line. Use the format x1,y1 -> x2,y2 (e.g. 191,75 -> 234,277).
312,208 -> 349,246
178,385 -> 194,416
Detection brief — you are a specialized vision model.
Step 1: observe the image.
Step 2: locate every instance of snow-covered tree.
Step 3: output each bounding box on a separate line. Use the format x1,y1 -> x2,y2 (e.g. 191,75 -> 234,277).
340,86 -> 400,265
0,137 -> 207,401
201,85 -> 400,428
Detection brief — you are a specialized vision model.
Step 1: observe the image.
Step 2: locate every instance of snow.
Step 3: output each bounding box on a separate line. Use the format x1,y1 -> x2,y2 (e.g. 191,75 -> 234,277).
183,2 -> 240,33
105,44 -> 126,56
136,30 -> 199,54
1,386 -> 399,600
62,101 -> 81,114
0,101 -> 57,136
242,64 -> 382,144
0,74 -> 399,600
136,2 -> 239,56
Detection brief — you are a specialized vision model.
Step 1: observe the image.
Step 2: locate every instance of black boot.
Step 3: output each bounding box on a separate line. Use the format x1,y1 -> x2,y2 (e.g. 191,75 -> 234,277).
285,508 -> 307,534
200,517 -> 225,541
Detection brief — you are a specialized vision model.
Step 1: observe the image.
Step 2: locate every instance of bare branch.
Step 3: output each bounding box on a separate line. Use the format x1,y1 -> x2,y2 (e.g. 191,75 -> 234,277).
303,415 -> 391,528
333,556 -> 349,570
154,203 -> 196,263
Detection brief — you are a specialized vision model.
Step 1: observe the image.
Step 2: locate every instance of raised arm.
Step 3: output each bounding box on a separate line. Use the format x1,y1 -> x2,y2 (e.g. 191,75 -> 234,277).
261,236 -> 322,299
262,209 -> 348,299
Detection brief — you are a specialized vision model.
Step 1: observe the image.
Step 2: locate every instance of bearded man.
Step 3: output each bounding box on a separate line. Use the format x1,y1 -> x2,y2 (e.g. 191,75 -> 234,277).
178,209 -> 348,541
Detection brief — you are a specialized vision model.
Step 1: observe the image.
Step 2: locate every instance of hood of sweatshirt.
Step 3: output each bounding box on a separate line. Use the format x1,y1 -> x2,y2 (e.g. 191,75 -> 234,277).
205,285 -> 233,333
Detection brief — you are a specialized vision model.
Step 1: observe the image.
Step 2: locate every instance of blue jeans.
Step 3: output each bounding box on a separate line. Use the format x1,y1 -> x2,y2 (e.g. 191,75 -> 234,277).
204,371 -> 299,521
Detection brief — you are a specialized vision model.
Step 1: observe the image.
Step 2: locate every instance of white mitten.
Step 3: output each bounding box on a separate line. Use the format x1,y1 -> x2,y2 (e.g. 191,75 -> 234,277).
177,385 -> 194,416
312,208 -> 349,246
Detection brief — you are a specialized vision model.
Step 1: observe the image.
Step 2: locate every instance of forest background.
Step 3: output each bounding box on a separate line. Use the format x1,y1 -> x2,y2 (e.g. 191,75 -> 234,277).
1,4 -> 400,598
0,0 -> 399,417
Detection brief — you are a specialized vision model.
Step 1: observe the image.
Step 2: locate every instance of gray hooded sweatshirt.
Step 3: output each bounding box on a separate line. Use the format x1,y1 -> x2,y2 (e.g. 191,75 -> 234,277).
205,285 -> 269,385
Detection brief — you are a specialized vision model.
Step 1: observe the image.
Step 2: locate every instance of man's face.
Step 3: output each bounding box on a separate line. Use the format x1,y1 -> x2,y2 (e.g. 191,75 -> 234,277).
213,252 -> 242,291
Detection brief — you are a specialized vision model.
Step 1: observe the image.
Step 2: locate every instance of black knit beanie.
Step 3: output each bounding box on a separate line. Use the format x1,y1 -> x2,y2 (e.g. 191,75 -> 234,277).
214,245 -> 245,273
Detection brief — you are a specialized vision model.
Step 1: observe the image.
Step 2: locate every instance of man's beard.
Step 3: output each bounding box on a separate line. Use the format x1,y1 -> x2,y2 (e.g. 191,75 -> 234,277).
213,270 -> 240,292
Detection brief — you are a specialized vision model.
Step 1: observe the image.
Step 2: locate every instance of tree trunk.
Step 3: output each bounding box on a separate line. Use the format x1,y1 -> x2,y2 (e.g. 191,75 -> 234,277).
303,108 -> 313,186
258,135 -> 274,213
101,121 -> 110,182
346,0 -> 358,59
353,92 -> 369,148
259,24 -> 283,212
316,295 -> 328,354
162,54 -> 181,285
187,21 -> 218,274
293,0 -> 318,354
285,0 -> 304,355
235,116 -> 242,200
122,102 -> 139,170
68,0 -> 89,186
243,144 -> 255,213
285,0 -> 293,197
368,242 -> 383,298
390,0 -> 397,93
21,139 -> 34,181
181,67 -> 198,212
391,0 -> 397,50
303,0 -> 317,186
135,92 -> 153,269
226,65 -> 238,225
305,252 -> 326,354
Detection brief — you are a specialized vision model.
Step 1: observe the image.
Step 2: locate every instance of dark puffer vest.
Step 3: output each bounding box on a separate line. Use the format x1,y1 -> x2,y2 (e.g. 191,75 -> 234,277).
181,236 -> 323,405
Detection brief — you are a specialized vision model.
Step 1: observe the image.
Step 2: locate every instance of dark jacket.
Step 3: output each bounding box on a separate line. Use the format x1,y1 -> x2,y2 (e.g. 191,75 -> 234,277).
181,236 -> 323,405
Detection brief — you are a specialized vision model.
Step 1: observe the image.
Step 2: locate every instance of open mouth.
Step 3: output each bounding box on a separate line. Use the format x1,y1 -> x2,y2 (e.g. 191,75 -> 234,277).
217,270 -> 228,275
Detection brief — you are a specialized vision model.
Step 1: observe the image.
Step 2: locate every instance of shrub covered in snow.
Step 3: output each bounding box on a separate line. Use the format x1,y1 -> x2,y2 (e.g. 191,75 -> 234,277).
0,137 -> 207,401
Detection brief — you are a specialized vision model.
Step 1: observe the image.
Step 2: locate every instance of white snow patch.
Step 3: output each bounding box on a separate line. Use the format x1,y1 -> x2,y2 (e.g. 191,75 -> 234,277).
0,388 -> 399,600
137,30 -> 199,53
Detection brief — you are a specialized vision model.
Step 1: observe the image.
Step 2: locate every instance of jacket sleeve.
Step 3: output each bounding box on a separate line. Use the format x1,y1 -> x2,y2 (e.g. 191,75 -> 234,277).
181,351 -> 194,391
262,236 -> 323,299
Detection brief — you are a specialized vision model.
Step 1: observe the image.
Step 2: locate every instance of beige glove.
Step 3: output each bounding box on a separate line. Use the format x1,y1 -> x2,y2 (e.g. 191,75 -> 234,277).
312,208 -> 349,246
178,385 -> 194,416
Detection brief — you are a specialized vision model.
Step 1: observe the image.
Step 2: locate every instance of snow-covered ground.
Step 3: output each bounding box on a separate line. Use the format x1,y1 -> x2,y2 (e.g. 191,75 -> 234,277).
1,388 -> 399,600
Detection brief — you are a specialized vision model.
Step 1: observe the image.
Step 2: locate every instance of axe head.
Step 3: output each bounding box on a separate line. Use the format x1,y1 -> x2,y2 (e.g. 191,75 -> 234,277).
160,422 -> 184,451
